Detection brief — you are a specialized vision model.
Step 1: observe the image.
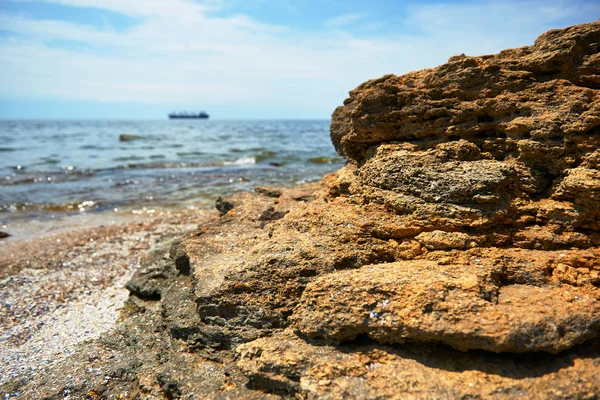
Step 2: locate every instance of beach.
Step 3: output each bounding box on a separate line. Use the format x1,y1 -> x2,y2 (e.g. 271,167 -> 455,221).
0,207 -> 211,389
0,119 -> 343,396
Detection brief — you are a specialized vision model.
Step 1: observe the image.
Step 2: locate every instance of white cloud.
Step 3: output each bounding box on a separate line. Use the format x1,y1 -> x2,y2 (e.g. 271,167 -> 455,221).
0,13 -> 120,45
0,0 -> 598,117
14,0 -> 217,18
405,0 -> 600,42
324,13 -> 366,28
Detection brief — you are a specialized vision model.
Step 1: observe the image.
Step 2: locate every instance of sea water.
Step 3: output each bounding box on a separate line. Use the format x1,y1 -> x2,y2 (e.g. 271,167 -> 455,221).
0,120 -> 344,224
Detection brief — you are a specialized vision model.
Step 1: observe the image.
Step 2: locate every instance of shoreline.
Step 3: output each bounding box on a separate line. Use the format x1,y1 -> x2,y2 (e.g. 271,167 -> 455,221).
0,202 -> 214,245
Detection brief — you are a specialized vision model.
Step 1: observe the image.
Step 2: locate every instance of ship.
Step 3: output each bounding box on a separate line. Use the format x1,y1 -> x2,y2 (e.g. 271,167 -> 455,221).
168,111 -> 209,119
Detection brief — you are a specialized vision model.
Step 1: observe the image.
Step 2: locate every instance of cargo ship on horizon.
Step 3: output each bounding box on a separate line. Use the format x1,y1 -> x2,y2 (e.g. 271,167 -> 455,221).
168,111 -> 209,119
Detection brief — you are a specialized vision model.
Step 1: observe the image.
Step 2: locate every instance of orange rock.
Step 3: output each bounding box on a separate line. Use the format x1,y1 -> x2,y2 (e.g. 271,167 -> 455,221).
28,20 -> 600,399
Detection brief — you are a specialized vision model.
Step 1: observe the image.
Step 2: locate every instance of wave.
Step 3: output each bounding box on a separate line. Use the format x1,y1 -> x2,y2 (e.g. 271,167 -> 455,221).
0,169 -> 97,186
223,156 -> 256,166
0,200 -> 100,213
254,151 -> 277,162
119,156 -> 257,170
176,151 -> 205,158
112,155 -> 146,162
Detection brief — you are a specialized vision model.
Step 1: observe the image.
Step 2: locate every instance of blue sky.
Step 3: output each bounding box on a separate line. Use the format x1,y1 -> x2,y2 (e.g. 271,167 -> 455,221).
0,0 -> 598,119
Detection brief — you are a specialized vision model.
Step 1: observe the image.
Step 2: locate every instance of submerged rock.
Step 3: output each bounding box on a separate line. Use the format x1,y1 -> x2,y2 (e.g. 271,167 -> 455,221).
119,134 -> 145,142
8,20 -> 600,399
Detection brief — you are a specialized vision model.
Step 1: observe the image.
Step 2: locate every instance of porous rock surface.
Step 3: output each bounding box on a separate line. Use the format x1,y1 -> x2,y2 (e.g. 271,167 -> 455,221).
6,21 -> 600,399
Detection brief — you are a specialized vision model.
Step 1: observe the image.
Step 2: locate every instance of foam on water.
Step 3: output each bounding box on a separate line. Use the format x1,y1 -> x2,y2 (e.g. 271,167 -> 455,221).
0,120 -> 343,224
223,156 -> 256,166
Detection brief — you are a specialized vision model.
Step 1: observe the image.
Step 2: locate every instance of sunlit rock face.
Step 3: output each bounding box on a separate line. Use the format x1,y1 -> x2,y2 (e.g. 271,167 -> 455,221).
116,20 -> 600,399
32,21 -> 600,399
233,21 -> 600,398
330,21 -> 600,233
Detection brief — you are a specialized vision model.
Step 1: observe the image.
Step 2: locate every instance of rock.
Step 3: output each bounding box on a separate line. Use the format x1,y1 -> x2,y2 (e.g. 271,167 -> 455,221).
254,185 -> 282,198
237,20 -> 600,396
126,241 -> 177,300
118,134 -> 144,141
170,238 -> 191,275
291,260 -> 600,353
330,20 -> 600,235
215,196 -> 235,215
10,21 -> 600,399
415,230 -> 471,250
181,20 -> 600,398
237,330 -> 600,399
125,262 -> 174,300
331,24 -> 600,164
553,167 -> 600,229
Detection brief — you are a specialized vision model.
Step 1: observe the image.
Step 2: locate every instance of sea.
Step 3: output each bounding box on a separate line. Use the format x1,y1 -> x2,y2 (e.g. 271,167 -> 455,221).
0,120 -> 344,228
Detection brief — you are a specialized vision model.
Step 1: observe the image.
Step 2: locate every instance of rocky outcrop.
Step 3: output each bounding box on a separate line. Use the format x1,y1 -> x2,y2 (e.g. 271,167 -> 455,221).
234,20 -> 600,397
7,20 -> 600,399
237,330 -> 600,399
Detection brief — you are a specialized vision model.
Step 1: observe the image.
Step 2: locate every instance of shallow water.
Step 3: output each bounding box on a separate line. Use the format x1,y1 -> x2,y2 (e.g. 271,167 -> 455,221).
0,120 -> 344,224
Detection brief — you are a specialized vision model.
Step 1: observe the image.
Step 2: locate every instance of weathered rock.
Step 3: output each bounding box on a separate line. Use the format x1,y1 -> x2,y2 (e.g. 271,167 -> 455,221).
3,233 -> 274,400
330,20 -> 600,236
118,134 -> 144,142
237,330 -> 600,399
553,167 -> 600,229
9,20 -> 600,399
415,230 -> 472,250
239,20 -> 600,396
331,23 -> 600,164
254,185 -> 283,198
215,196 -> 235,216
183,20 -> 600,397
126,240 -> 177,299
291,260 -> 600,353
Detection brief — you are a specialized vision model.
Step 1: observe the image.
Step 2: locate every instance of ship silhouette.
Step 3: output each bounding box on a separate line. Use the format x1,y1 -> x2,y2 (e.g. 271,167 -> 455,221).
168,111 -> 209,119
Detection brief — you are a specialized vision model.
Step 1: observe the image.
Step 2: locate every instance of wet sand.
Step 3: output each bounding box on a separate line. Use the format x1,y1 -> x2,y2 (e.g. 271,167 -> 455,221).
0,207 -> 214,387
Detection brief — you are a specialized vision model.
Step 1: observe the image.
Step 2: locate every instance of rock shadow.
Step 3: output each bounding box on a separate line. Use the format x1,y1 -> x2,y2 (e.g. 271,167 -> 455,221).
334,334 -> 600,379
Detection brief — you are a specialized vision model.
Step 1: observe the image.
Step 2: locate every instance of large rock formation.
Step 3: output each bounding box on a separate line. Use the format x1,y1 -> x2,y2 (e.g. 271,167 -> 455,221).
6,20 -> 600,399
330,21 -> 600,234
290,20 -> 600,355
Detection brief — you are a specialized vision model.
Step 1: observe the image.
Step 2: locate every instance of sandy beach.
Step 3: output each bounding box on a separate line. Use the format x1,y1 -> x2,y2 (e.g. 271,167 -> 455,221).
0,207 -> 213,388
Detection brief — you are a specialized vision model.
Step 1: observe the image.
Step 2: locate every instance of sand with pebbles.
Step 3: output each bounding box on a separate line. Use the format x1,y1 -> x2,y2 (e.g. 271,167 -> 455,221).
0,208 -> 211,388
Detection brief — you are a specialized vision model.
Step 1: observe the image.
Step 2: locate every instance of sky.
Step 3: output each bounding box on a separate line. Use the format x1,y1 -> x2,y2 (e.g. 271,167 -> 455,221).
0,0 -> 598,119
